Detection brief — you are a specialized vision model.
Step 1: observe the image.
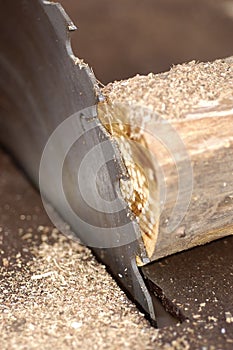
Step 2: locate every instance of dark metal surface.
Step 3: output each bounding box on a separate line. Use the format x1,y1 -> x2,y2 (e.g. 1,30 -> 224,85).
0,0 -> 96,180
142,235 -> 233,345
0,0 -> 168,324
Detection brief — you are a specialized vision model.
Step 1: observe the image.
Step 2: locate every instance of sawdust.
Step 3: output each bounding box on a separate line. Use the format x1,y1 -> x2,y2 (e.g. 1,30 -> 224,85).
1,58 -> 233,349
0,228 -> 159,350
102,58 -> 233,119
2,146 -> 232,350
0,149 -> 159,350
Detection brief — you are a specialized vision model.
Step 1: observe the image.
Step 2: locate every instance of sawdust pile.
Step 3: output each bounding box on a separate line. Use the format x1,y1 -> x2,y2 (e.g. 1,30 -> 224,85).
0,228 -> 160,350
103,58 -> 233,119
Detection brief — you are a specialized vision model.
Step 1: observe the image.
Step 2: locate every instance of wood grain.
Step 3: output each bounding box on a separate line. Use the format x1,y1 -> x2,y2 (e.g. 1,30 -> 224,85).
100,59 -> 233,262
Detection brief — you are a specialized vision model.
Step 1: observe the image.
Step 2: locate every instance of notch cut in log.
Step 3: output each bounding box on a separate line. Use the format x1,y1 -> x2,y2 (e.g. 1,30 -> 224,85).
98,57 -> 233,264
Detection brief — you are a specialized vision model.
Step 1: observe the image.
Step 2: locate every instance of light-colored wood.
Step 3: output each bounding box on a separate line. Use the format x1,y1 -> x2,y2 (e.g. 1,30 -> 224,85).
99,58 -> 233,263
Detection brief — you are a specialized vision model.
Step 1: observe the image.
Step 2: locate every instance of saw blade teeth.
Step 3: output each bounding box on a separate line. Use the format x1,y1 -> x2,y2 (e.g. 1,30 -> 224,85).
42,1 -> 77,41
41,0 -> 102,100
42,0 -> 77,33
68,24 -> 77,32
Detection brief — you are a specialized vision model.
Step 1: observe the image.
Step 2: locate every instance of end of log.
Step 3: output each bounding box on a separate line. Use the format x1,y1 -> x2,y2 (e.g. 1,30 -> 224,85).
98,58 -> 233,263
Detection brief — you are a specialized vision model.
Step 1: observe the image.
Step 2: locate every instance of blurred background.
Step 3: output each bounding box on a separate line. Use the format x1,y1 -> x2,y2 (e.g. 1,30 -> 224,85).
59,0 -> 233,83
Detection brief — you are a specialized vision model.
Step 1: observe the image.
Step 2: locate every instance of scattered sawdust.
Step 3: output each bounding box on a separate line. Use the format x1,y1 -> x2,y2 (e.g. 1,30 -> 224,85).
1,57 -> 233,349
102,58 -> 233,120
0,228 -> 159,350
225,312 -> 233,324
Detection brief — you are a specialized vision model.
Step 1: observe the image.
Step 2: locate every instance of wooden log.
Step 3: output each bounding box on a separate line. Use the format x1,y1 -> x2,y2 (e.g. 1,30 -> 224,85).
98,57 -> 233,263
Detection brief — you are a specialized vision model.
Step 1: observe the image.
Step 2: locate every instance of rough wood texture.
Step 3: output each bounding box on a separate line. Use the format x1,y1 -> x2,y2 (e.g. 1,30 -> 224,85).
100,58 -> 233,262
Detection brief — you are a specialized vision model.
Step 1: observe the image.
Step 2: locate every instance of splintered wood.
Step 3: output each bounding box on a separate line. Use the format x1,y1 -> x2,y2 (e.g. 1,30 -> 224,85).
98,57 -> 233,263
